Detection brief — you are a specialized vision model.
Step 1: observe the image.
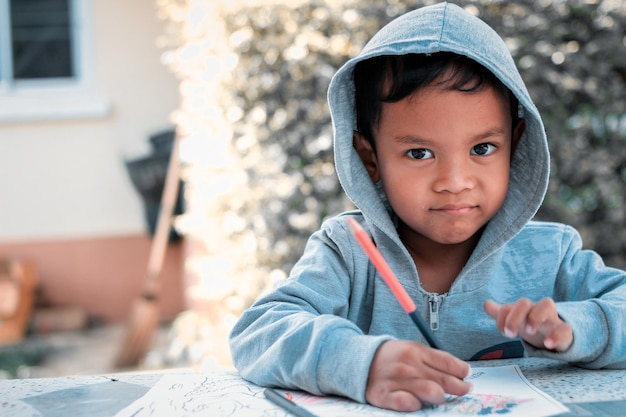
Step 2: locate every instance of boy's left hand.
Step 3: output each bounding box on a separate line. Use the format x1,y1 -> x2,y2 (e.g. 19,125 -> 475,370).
484,298 -> 573,352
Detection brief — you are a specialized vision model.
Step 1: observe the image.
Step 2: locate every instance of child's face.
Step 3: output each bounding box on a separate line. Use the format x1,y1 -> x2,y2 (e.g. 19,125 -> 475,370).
354,83 -> 524,246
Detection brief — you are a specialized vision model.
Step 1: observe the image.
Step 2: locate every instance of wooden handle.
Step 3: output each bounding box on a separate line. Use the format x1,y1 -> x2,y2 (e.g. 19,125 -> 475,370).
144,133 -> 181,294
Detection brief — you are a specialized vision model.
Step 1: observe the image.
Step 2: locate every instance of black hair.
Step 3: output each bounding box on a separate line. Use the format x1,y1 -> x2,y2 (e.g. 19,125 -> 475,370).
353,52 -> 520,147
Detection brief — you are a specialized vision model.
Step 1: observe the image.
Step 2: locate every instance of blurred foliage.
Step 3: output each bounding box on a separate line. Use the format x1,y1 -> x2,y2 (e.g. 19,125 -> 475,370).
0,341 -> 46,378
223,0 -> 626,272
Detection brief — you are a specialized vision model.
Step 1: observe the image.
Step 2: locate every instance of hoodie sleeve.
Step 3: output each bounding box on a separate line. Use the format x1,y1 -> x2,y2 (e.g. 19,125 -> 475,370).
229,218 -> 393,403
524,225 -> 626,369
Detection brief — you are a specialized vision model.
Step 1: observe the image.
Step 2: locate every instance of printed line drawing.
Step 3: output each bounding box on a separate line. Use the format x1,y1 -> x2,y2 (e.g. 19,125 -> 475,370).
114,366 -> 568,417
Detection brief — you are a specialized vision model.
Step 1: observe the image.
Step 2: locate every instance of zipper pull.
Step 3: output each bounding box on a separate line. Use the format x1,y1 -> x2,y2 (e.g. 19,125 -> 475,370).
428,295 -> 442,331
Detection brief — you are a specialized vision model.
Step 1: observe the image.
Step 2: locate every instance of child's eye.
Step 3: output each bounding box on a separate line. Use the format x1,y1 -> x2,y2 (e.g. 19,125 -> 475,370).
471,143 -> 496,156
406,148 -> 433,160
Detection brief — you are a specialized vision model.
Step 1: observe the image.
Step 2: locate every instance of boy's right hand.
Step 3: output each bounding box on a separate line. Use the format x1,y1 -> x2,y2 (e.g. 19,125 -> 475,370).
365,340 -> 472,412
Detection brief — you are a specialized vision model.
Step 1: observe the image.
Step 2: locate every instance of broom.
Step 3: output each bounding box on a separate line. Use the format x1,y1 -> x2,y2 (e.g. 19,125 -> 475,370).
113,132 -> 182,369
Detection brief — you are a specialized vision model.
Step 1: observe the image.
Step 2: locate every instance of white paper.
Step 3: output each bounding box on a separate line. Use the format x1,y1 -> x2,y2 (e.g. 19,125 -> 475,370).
115,365 -> 569,417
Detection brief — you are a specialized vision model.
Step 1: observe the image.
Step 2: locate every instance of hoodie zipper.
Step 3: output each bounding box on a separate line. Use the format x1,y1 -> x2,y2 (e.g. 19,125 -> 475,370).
428,294 -> 445,331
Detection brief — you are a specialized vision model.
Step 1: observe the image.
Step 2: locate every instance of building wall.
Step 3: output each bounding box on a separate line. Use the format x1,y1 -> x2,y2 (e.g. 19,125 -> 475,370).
0,236 -> 185,323
0,0 -> 185,322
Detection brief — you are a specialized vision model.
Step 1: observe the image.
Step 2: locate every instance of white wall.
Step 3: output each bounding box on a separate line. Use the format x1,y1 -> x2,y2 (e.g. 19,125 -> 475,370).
0,0 -> 179,242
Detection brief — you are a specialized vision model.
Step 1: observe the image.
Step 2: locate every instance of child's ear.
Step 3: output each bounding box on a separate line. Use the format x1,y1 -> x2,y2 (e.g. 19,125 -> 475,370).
353,131 -> 380,183
511,118 -> 526,158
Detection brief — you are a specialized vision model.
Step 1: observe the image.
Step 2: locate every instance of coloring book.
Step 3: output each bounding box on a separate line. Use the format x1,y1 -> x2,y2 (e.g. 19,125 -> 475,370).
114,365 -> 569,417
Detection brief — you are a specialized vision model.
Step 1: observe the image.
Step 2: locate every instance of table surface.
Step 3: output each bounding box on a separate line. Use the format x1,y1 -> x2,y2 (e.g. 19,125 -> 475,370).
1,358 -> 625,417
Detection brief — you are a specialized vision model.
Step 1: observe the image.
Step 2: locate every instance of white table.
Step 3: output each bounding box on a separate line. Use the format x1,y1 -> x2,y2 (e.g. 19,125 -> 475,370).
1,358 -> 625,416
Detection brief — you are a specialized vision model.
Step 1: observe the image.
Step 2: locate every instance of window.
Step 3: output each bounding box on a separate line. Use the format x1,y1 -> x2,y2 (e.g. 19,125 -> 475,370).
10,0 -> 74,80
0,0 -> 110,122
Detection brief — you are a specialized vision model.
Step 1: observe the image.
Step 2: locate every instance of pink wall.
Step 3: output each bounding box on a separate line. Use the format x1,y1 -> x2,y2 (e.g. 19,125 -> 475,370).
0,234 -> 185,324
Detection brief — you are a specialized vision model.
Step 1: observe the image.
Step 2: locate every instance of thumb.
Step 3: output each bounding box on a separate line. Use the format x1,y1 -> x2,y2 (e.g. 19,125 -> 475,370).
483,300 -> 501,319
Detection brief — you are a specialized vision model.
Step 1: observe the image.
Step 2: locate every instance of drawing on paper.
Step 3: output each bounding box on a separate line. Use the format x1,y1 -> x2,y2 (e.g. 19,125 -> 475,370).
282,390 -> 530,416
436,393 -> 530,415
114,365 -> 568,417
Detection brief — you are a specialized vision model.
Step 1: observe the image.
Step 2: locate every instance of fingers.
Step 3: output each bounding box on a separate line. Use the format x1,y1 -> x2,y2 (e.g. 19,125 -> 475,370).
524,298 -> 558,334
369,379 -> 458,412
527,299 -> 572,350
483,299 -> 501,319
427,346 -> 471,376
501,298 -> 534,337
366,341 -> 472,412
541,321 -> 574,351
380,390 -> 423,413
377,381 -> 445,412
484,298 -> 546,337
484,298 -> 574,352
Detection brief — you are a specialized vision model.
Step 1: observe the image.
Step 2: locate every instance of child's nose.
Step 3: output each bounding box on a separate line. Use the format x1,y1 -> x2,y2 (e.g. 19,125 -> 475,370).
431,158 -> 475,193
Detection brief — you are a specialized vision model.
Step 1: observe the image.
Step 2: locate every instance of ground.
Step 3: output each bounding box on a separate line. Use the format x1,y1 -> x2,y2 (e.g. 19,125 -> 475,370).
0,323 -> 173,379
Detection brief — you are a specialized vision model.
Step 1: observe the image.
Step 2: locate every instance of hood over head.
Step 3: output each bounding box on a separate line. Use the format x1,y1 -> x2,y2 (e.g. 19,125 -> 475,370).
328,2 -> 549,265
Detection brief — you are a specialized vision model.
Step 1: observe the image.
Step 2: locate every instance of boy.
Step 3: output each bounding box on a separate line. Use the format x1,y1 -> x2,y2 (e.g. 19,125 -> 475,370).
229,2 -> 626,412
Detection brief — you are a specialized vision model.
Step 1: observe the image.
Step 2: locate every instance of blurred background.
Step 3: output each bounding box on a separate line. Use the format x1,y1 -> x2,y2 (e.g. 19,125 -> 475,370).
0,0 -> 624,379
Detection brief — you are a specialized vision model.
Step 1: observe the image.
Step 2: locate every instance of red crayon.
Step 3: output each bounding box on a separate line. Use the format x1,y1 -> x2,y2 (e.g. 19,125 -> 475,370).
347,217 -> 441,349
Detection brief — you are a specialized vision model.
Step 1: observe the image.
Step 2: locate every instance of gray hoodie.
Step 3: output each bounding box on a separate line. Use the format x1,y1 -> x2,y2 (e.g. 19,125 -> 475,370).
230,2 -> 626,403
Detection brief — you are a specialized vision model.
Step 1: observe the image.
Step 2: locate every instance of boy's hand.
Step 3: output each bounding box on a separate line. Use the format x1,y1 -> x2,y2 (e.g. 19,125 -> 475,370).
484,298 -> 573,352
365,340 -> 472,412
